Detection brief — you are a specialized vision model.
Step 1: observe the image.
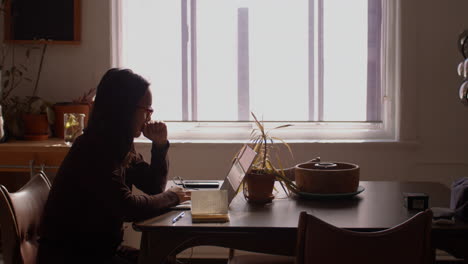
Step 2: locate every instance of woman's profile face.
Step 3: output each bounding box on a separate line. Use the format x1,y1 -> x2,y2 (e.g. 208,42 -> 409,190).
133,89 -> 153,137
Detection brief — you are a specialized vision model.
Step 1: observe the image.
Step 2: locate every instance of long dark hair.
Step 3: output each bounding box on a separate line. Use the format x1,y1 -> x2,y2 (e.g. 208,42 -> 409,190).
85,68 -> 150,164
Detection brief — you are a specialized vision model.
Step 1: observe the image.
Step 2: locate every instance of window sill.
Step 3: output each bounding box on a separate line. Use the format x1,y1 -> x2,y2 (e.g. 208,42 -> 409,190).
134,137 -> 419,148
134,121 -> 398,143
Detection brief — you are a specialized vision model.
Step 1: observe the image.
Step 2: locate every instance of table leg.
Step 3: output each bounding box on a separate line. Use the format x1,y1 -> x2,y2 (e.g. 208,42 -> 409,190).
138,230 -> 193,264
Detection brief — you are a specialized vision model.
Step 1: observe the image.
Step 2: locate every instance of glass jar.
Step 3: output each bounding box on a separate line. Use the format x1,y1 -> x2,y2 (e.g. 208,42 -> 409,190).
64,113 -> 85,145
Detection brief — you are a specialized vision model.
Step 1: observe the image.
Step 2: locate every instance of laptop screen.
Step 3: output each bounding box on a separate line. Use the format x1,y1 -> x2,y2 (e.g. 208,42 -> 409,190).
221,144 -> 257,205
171,144 -> 257,210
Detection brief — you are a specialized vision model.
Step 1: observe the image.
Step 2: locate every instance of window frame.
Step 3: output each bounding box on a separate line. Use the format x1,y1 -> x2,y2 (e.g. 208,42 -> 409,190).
111,0 -> 400,142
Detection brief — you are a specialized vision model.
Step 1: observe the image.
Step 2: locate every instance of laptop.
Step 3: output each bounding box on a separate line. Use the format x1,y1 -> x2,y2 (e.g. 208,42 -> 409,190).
171,144 -> 257,210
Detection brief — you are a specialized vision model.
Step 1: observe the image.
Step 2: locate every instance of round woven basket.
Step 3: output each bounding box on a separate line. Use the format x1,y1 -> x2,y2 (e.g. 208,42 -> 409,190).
295,162 -> 360,194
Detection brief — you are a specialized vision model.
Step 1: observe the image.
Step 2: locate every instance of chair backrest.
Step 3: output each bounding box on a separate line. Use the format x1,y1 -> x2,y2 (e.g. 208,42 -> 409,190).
296,210 -> 433,264
0,172 -> 51,264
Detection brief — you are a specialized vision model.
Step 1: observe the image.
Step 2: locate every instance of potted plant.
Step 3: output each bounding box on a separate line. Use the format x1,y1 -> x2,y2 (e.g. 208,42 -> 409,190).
243,112 -> 295,203
0,3 -> 76,142
0,48 -> 32,139
21,98 -> 52,140
0,43 -> 52,140
0,42 -> 31,139
20,43 -> 51,140
0,1 -> 50,140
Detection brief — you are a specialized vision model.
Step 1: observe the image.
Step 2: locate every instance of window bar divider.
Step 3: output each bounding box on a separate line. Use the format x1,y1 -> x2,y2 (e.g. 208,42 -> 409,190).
181,0 -> 189,121
238,7 -> 250,121
190,0 -> 198,121
308,0 -> 315,121
110,0 -> 122,68
366,0 -> 383,122
317,0 -> 324,121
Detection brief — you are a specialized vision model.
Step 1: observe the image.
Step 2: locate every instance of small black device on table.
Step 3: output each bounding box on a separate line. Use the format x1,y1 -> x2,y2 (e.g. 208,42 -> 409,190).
176,180 -> 220,189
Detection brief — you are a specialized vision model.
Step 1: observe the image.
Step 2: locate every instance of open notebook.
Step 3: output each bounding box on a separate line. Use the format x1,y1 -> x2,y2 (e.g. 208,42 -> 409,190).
191,145 -> 257,222
191,190 -> 230,222
170,144 -> 257,212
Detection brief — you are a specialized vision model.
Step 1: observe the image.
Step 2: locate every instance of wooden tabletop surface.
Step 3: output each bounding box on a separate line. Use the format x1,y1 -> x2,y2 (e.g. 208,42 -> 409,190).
136,181 -> 463,231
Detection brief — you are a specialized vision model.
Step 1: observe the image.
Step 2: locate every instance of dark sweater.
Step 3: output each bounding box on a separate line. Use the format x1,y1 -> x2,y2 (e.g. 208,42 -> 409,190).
38,134 -> 179,258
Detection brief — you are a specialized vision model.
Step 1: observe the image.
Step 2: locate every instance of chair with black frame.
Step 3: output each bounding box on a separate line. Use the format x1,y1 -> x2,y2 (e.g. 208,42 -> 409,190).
0,171 -> 51,264
229,209 -> 433,264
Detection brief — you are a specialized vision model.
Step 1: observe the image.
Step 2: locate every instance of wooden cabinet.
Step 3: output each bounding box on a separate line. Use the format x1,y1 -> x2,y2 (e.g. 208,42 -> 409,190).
0,138 -> 70,191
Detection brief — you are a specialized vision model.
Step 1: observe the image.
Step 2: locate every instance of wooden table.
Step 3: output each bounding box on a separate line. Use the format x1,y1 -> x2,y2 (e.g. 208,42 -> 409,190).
134,181 -> 468,264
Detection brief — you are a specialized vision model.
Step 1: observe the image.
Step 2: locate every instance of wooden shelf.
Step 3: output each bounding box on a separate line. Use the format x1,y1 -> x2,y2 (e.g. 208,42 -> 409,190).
0,138 -> 70,190
0,138 -> 70,172
0,138 -> 70,152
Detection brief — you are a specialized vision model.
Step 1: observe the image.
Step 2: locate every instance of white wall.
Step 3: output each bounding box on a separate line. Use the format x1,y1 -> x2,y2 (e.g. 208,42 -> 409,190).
135,0 -> 468,189
4,0 -> 468,188
3,0 -> 468,258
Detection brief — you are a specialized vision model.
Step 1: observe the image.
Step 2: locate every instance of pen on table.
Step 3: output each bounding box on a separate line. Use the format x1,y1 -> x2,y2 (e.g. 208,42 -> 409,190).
172,212 -> 185,224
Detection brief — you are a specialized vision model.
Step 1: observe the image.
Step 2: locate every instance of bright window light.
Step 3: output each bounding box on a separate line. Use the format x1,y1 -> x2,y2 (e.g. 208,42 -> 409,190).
116,0 -> 397,141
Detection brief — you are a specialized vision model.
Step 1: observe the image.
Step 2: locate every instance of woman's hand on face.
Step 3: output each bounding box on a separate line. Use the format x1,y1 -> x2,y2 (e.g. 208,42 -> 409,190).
168,186 -> 191,203
143,121 -> 168,145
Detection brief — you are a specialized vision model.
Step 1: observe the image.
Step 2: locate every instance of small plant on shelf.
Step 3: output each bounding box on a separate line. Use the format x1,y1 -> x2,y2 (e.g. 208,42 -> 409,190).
0,42 -> 51,139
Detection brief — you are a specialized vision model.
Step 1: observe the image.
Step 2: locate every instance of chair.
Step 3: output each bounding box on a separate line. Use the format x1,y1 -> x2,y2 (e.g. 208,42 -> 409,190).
228,250 -> 294,264
0,172 -> 51,264
229,209 -> 433,264
297,209 -> 433,264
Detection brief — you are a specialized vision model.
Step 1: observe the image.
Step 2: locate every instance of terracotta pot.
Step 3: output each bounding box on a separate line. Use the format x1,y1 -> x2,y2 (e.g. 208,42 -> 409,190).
53,103 -> 89,138
22,113 -> 49,141
295,162 -> 360,194
244,172 -> 275,204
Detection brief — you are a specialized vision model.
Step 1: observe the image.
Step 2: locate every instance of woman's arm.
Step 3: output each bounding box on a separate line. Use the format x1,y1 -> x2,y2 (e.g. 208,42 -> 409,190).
125,142 -> 170,195
109,168 -> 179,222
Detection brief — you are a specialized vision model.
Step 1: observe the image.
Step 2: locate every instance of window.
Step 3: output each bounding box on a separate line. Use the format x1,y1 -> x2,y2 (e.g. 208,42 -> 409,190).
114,0 -> 398,141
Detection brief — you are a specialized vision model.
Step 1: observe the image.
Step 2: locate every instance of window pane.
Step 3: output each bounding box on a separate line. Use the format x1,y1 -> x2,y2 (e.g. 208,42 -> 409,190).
196,0 -> 309,121
120,0 -> 380,123
121,0 -> 182,121
323,0 -> 368,121
248,0 -> 309,121
197,0 -> 238,121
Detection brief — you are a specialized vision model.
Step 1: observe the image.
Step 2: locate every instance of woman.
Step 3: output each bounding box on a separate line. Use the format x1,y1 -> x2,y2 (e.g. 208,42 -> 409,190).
37,68 -> 190,263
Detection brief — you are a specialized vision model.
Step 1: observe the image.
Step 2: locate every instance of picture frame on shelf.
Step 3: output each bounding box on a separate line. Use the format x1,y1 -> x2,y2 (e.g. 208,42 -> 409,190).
3,0 -> 81,45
